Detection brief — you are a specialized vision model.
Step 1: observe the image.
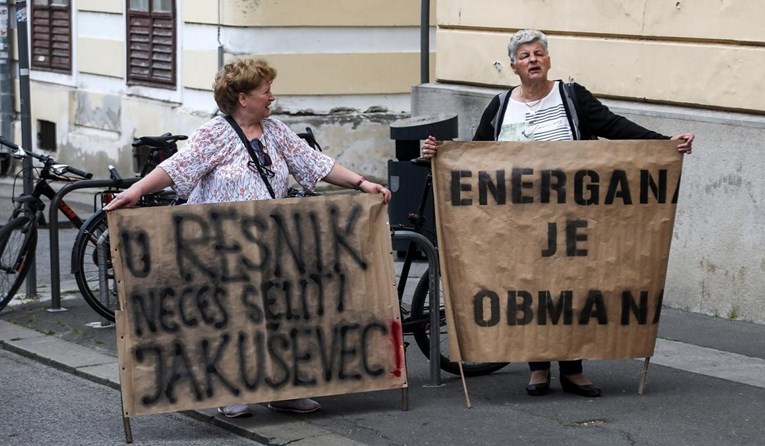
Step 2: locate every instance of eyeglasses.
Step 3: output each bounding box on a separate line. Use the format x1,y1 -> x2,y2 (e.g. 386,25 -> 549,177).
248,138 -> 274,178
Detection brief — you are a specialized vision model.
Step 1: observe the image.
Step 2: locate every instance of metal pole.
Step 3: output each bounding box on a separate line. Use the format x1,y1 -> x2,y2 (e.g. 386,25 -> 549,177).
0,0 -> 14,176
16,1 -> 36,296
420,0 -> 430,84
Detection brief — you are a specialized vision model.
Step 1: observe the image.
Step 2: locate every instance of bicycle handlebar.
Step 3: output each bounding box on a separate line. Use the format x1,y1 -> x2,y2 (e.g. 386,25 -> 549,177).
65,165 -> 93,179
0,137 -> 41,163
0,135 -> 93,179
0,135 -> 21,152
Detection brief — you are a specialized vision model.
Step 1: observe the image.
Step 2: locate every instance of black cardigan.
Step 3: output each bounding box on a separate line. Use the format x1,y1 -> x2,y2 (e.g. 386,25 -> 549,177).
473,81 -> 669,142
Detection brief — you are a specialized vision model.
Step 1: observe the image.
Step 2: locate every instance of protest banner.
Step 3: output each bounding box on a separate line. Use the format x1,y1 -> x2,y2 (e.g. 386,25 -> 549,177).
432,140 -> 682,363
108,193 -> 406,417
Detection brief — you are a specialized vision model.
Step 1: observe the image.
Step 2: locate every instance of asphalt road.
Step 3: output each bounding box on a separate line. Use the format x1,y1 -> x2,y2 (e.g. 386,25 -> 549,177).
0,348 -> 264,446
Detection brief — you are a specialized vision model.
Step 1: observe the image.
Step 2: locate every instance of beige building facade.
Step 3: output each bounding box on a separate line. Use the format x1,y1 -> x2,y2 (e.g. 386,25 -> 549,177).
413,0 -> 765,323
7,0 -> 435,182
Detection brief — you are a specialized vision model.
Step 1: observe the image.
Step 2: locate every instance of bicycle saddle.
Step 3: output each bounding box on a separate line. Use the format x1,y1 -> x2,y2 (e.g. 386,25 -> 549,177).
132,133 -> 188,148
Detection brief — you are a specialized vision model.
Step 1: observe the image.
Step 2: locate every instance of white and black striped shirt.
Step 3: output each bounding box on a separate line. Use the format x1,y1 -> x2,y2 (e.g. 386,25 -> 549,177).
498,81 -> 573,142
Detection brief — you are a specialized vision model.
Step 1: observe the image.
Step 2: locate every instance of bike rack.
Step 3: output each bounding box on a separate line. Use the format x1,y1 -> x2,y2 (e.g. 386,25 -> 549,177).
47,177 -> 140,312
391,229 -> 442,387
97,229 -> 112,314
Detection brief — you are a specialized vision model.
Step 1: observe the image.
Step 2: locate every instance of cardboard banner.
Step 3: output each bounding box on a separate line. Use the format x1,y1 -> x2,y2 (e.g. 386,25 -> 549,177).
432,140 -> 682,363
108,194 -> 406,417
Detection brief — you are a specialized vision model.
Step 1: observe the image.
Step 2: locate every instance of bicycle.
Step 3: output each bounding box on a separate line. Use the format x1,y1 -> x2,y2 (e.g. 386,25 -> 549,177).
70,133 -> 187,321
0,136 -> 95,312
393,158 -> 509,377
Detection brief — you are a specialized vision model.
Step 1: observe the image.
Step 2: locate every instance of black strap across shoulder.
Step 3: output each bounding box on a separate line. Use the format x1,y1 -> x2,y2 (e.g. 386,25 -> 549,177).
224,115 -> 276,199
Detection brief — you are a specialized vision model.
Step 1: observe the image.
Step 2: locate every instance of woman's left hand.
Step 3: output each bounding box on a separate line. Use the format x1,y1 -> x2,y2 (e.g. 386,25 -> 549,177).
421,135 -> 439,159
671,133 -> 694,154
359,180 -> 392,204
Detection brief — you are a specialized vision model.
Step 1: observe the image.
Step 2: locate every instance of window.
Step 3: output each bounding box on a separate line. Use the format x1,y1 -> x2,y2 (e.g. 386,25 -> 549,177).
37,120 -> 57,151
126,0 -> 176,88
31,0 -> 72,73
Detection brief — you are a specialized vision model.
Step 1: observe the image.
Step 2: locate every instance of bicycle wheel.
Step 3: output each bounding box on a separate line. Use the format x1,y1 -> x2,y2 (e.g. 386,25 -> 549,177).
410,267 -> 509,376
0,216 -> 38,312
71,210 -> 117,321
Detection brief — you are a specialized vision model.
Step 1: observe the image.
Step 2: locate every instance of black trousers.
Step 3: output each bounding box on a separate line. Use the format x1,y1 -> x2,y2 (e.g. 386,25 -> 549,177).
528,360 -> 582,375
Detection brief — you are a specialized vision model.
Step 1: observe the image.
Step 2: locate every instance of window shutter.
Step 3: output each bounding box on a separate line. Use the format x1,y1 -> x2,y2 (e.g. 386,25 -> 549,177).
127,1 -> 176,87
31,2 -> 72,73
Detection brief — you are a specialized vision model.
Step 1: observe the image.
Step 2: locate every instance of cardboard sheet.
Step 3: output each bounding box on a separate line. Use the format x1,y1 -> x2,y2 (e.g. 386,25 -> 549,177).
432,140 -> 682,362
109,194 -> 406,417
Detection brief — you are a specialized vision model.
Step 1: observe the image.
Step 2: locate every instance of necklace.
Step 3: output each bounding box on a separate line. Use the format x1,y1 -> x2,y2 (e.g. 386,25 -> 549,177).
523,98 -> 543,113
519,84 -> 551,113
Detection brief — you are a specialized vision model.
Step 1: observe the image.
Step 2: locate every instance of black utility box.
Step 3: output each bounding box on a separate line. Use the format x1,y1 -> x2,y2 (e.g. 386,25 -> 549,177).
388,114 -> 458,253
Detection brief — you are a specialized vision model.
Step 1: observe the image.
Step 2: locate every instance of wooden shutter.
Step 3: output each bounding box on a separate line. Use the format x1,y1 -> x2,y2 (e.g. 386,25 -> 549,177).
127,0 -> 176,87
31,1 -> 72,73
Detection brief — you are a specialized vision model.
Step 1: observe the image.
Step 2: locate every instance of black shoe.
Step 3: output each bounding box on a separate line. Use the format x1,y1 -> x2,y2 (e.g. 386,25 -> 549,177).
560,375 -> 601,397
525,371 -> 551,396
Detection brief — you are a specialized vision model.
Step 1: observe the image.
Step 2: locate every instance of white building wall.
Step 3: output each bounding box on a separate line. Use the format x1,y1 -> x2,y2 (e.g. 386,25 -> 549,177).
412,0 -> 765,324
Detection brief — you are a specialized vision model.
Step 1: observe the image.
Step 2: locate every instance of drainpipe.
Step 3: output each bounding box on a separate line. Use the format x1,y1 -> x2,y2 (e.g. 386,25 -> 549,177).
420,0 -> 429,84
0,0 -> 13,175
217,0 -> 223,70
210,0 -> 223,118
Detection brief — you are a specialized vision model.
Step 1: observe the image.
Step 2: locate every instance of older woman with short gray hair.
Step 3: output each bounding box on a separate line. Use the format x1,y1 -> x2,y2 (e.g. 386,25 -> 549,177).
421,29 -> 693,398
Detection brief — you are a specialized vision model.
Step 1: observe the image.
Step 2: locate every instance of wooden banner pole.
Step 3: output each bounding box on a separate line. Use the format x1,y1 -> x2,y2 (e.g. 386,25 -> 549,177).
458,362 -> 472,408
638,357 -> 652,395
120,391 -> 133,443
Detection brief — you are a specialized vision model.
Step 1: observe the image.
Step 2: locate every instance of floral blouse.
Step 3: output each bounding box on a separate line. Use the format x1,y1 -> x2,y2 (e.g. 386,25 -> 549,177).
159,116 -> 335,204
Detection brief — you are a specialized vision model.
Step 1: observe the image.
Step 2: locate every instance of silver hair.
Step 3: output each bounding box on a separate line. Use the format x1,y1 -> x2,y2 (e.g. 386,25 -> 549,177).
507,29 -> 549,64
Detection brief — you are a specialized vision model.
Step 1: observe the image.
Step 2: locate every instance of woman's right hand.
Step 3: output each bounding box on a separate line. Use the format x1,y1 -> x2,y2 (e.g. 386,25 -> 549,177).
421,135 -> 440,160
103,186 -> 142,211
103,167 -> 174,211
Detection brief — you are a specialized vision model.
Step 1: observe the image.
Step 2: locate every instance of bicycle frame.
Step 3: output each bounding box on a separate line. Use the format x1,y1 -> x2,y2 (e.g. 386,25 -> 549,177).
2,136 -> 91,226
9,175 -> 86,229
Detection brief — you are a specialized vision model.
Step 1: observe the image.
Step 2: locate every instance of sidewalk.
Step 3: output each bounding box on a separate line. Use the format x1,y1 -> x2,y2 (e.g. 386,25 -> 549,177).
2,182 -> 765,445
3,270 -> 765,445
